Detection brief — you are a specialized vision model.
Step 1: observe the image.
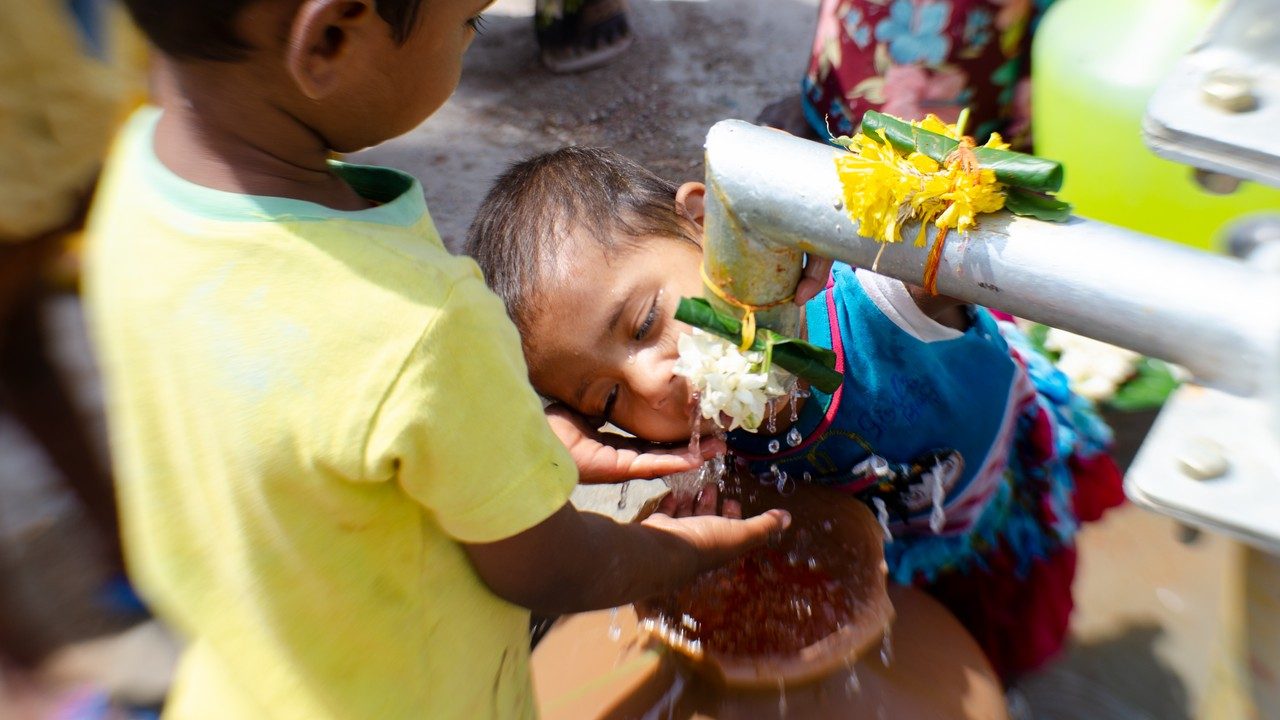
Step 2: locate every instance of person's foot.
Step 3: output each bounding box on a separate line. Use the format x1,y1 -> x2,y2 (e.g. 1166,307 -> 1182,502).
536,0 -> 634,74
755,94 -> 822,141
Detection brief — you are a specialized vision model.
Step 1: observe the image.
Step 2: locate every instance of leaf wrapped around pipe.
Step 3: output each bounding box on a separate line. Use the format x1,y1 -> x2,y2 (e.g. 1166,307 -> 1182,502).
861,111 -> 1064,194
1004,186 -> 1073,221
675,298 -> 843,394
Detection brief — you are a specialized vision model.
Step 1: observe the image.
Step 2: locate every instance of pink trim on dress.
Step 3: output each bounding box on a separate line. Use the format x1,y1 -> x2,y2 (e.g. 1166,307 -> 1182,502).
735,272 -> 846,463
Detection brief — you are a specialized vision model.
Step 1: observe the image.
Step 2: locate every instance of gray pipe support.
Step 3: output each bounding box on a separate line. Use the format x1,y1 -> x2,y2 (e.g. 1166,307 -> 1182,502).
702,120 -> 1280,399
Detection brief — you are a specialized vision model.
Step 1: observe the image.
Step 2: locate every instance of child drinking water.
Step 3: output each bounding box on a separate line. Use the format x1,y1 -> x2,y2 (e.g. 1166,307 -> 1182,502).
84,2 -> 790,717
466,146 -> 1125,681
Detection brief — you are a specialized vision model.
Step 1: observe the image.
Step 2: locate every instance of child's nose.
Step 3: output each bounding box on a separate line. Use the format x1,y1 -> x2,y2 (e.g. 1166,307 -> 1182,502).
628,363 -> 679,412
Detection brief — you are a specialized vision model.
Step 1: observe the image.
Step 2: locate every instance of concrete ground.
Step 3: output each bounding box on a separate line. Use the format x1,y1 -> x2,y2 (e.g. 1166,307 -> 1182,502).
0,0 -> 1244,717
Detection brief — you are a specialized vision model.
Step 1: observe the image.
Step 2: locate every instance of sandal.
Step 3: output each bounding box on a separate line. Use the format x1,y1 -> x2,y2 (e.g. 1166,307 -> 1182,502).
536,0 -> 634,74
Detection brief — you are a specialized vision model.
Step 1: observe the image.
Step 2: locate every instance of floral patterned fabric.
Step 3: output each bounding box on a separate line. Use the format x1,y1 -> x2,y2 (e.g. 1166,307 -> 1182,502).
803,0 -> 1057,148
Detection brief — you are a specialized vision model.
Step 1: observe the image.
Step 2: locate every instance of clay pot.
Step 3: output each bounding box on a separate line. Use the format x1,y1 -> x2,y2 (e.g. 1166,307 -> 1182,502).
633,482 -> 894,689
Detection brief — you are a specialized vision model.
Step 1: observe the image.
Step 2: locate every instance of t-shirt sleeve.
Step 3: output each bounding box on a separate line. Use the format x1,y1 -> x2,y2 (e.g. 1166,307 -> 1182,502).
363,275 -> 577,543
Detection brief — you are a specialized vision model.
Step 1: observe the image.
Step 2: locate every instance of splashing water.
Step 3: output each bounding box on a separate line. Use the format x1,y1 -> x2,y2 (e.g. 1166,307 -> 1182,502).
927,460 -> 947,534
845,666 -> 861,696
766,399 -> 778,434
785,427 -> 803,447
872,497 -> 893,542
608,607 -> 622,642
778,678 -> 788,718
789,388 -> 801,422
879,623 -> 894,667
767,438 -> 782,454
769,464 -> 797,496
688,392 -> 702,458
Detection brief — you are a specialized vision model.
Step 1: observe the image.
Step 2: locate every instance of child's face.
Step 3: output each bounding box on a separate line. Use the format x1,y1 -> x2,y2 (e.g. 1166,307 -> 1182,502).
370,0 -> 492,142
525,231 -> 718,444
281,0 -> 495,151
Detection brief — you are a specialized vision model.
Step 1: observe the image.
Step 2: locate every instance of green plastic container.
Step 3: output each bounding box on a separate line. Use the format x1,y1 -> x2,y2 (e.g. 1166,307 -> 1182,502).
1032,0 -> 1280,251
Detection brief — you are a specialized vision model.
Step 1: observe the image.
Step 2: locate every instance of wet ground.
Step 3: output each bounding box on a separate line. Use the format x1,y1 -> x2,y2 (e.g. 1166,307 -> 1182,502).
0,0 -> 1242,717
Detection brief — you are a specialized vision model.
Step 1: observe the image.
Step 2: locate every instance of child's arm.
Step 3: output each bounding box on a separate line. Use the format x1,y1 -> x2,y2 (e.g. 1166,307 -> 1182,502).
545,403 -> 725,484
464,503 -> 789,615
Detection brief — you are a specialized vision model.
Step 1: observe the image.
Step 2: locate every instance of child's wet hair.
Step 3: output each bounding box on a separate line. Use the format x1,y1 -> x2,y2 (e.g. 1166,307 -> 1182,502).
467,147 -> 699,338
122,0 -> 426,61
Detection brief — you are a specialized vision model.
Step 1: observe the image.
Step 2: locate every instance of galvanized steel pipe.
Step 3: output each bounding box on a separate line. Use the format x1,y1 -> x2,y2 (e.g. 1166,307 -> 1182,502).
702,120 -> 1280,399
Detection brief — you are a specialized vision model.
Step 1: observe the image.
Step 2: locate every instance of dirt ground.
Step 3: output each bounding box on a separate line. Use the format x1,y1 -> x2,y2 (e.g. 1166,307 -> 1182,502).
0,1 -> 1243,717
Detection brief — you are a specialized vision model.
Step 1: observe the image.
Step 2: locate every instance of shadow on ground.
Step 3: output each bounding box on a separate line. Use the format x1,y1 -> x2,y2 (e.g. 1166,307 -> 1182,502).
1019,622 -> 1192,720
357,0 -> 821,249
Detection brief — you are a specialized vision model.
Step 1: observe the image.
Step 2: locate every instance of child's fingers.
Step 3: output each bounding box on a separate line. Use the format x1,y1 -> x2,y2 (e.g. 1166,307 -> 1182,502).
656,492 -> 680,516
697,436 -> 727,459
713,510 -> 792,559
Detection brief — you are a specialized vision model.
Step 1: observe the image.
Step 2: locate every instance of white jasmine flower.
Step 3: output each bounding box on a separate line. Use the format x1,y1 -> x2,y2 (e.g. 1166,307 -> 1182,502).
1043,328 -> 1141,402
673,329 -> 790,432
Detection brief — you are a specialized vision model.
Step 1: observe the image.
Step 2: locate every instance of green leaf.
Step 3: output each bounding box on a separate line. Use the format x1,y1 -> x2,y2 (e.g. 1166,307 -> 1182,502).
1108,359 -> 1181,411
860,111 -> 1065,193
675,298 -> 843,394
1004,187 -> 1073,222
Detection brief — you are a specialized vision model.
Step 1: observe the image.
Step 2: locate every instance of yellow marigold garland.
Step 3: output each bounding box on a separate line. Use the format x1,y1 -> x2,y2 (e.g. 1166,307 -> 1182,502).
834,112 -> 1011,294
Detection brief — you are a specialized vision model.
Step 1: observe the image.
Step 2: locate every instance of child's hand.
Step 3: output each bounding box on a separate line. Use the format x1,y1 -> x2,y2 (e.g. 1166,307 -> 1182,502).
654,483 -> 742,520
795,254 -> 835,305
546,403 -> 726,484
641,508 -> 791,574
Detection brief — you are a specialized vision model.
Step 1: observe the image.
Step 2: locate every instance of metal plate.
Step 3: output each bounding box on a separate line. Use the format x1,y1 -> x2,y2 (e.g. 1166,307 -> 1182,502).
1144,0 -> 1280,187
1126,383 -> 1280,554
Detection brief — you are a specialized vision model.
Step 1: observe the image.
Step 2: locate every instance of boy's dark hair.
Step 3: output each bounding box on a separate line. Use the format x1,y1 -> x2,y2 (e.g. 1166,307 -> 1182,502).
123,0 -> 425,61
466,147 -> 698,337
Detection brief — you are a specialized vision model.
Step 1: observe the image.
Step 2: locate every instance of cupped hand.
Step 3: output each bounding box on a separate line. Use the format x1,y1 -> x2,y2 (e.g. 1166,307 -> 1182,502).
655,483 -> 742,520
546,404 -> 726,484
642,507 -> 791,574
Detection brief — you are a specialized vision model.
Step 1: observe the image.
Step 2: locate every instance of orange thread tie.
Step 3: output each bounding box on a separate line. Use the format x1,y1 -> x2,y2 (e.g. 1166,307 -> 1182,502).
700,265 -> 795,352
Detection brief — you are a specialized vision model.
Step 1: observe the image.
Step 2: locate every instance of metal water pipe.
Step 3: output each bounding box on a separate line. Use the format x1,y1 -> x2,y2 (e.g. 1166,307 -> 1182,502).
701,120 -> 1280,403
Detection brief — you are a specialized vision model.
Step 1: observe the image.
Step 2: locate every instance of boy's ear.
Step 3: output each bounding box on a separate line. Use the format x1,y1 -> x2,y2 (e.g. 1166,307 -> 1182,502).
675,182 -> 707,232
285,0 -> 375,100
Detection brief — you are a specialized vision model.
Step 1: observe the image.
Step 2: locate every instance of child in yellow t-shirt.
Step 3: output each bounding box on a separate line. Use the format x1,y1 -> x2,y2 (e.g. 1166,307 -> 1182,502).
84,2 -> 789,718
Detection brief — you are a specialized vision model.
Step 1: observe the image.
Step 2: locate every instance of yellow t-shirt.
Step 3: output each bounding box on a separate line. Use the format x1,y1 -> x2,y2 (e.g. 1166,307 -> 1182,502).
85,108 -> 577,719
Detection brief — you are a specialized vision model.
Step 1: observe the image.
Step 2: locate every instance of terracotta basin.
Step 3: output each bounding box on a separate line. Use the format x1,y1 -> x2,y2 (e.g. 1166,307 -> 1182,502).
633,481 -> 894,689
532,589 -> 1008,720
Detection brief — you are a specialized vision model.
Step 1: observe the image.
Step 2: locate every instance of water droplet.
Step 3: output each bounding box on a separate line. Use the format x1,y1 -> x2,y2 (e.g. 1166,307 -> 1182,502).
845,667 -> 861,696
777,678 -> 787,718
777,473 -> 796,496
608,608 -> 622,642
786,427 -> 803,447
766,400 -> 778,434
803,472 -> 813,483
872,497 -> 893,542
927,460 -> 947,534
880,624 -> 894,667
767,439 -> 782,454
688,397 -> 702,458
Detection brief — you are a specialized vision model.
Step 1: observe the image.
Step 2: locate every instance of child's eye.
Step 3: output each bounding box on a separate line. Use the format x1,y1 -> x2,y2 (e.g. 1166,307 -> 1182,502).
466,15 -> 487,34
634,299 -> 658,341
601,385 -> 620,423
